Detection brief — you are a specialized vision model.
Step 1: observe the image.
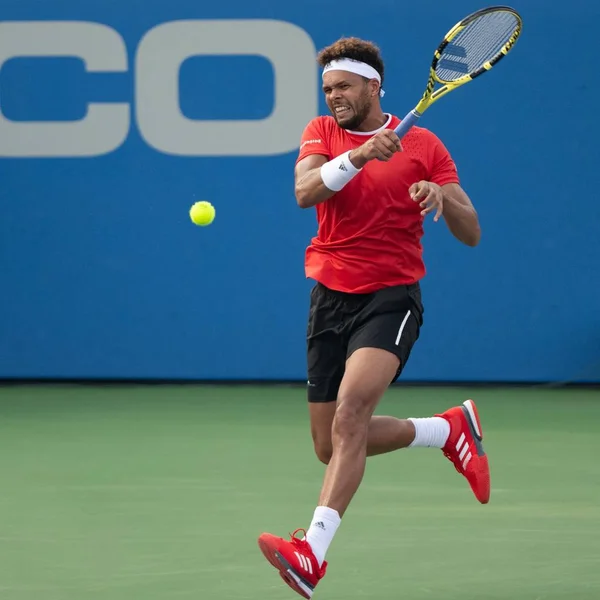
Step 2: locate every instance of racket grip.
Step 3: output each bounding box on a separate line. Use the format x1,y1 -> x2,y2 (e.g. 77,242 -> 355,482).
393,110 -> 421,140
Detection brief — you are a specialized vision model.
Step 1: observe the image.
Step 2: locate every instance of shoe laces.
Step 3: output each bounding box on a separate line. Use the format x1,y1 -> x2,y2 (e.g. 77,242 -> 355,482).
289,529 -> 328,575
290,529 -> 313,553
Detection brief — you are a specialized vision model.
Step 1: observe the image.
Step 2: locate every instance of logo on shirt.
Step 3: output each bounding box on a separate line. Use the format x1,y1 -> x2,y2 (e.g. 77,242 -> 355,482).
300,138 -> 322,150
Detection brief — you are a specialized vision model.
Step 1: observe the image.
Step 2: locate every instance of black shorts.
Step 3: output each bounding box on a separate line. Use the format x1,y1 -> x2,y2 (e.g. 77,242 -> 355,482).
306,281 -> 424,402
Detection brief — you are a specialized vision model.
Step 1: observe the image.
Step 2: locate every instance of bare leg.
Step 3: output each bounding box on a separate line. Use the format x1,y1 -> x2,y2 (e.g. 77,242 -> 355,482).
310,402 -> 416,464
317,347 -> 400,516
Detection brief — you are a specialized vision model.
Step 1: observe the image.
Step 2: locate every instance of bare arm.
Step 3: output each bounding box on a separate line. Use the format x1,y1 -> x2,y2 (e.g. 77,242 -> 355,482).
294,130 -> 402,209
410,180 -> 481,247
441,183 -> 481,247
294,154 -> 333,209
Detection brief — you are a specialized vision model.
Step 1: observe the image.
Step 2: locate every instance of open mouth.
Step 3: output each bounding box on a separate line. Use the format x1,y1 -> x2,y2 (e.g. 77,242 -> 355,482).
334,106 -> 351,117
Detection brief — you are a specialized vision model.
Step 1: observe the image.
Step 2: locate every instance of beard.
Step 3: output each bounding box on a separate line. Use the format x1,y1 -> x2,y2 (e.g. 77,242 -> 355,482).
334,97 -> 372,130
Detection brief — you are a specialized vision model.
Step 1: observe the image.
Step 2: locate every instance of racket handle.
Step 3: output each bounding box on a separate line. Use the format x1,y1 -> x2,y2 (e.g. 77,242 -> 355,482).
393,110 -> 421,140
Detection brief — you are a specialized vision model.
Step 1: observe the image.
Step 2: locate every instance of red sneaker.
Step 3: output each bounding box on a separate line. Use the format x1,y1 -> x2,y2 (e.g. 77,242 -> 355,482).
436,399 -> 491,504
258,529 -> 326,599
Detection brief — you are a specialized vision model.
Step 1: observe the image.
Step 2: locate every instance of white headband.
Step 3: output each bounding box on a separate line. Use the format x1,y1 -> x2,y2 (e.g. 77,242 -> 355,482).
322,58 -> 385,97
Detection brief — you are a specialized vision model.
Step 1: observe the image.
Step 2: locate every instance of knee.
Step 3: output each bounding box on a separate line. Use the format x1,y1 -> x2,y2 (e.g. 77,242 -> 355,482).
313,438 -> 333,465
311,421 -> 333,464
332,395 -> 370,441
309,405 -> 335,465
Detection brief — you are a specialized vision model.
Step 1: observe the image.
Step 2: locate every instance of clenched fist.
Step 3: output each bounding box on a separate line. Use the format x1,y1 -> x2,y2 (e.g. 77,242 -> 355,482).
349,130 -> 402,169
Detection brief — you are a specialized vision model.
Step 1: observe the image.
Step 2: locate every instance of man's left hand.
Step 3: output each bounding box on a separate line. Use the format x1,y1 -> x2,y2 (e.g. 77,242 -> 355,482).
409,180 -> 444,222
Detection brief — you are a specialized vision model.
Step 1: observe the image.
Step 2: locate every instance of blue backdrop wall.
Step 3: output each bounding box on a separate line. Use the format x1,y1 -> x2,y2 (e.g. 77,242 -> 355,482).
1,0 -> 599,382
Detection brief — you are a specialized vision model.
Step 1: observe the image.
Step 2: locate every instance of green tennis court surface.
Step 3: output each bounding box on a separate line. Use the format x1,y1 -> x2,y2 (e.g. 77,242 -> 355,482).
1,384 -> 599,599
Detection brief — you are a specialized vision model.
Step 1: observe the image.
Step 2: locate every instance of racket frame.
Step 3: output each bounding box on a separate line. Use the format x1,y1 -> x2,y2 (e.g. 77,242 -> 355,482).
394,5 -> 522,138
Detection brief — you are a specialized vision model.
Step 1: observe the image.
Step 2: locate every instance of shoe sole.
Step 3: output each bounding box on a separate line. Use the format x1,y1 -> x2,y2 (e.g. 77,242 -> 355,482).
258,536 -> 314,599
461,399 -> 490,503
462,399 -> 485,457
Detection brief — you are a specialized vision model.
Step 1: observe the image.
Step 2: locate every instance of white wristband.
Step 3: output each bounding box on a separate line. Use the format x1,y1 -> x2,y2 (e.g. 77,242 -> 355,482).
320,150 -> 362,192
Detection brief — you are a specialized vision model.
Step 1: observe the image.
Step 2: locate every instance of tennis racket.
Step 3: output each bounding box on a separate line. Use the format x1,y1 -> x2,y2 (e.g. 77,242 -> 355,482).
393,5 -> 522,139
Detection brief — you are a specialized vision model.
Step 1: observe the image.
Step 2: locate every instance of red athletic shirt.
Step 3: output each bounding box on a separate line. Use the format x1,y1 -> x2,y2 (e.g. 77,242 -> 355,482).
296,114 -> 460,293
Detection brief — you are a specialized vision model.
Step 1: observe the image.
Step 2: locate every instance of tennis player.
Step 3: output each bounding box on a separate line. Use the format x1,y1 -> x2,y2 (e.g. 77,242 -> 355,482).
258,37 -> 490,599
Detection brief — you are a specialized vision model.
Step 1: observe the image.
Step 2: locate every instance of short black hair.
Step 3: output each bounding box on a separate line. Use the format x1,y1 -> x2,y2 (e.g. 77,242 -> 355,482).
317,37 -> 384,87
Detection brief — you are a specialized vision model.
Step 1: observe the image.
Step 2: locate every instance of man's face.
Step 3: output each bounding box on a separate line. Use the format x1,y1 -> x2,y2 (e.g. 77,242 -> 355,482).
322,70 -> 373,130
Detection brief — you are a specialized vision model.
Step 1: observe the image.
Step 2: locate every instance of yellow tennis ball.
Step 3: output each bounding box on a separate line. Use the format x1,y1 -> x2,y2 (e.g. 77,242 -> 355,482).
189,201 -> 215,226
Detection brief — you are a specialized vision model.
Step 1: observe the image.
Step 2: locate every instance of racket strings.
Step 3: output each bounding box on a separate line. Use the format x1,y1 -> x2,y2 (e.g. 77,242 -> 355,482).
436,11 -> 519,82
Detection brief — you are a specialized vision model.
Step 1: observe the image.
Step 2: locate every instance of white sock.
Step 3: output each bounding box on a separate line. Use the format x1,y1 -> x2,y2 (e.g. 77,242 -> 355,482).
304,506 -> 341,566
408,417 -> 450,448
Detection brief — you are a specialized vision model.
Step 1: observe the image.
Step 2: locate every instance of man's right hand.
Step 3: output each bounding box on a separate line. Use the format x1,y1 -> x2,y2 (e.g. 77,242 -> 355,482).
349,130 -> 403,168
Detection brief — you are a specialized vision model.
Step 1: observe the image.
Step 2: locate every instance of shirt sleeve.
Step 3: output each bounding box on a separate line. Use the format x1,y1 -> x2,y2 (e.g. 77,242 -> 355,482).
296,118 -> 331,164
428,133 -> 460,187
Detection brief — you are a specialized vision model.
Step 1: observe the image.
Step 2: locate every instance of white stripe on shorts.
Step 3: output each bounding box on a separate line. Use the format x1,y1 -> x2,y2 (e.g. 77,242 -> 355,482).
395,310 -> 411,346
